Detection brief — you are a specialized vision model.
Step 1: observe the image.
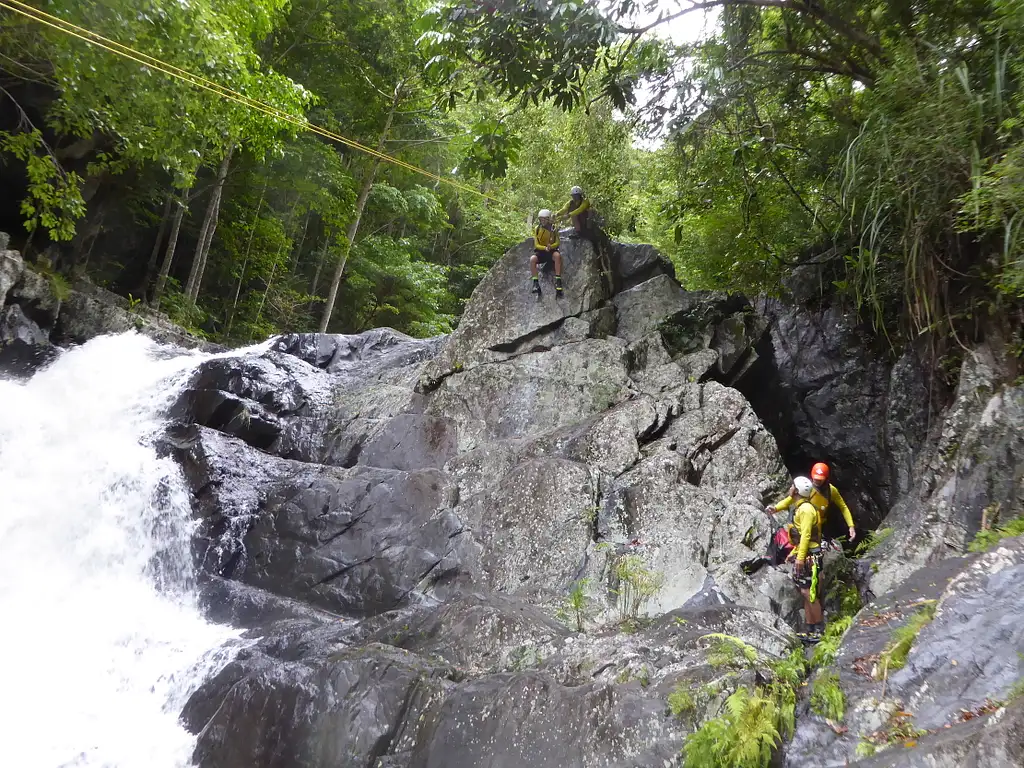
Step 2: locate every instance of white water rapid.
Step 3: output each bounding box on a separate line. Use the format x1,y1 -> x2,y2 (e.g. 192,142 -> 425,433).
0,333 -> 244,768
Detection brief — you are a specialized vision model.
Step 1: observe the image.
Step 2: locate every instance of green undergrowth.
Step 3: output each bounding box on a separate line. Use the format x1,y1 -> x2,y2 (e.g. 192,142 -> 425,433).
811,578 -> 862,668
668,686 -> 697,719
968,514 -> 1024,552
683,686 -> 786,768
555,578 -> 592,632
680,636 -> 807,768
810,670 -> 846,720
879,602 -> 937,675
681,565 -> 865,766
611,553 -> 664,624
854,527 -> 894,558
810,615 -> 854,669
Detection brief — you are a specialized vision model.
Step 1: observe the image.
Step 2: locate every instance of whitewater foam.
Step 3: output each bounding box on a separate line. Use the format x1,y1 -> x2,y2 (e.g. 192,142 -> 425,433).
0,333 -> 245,768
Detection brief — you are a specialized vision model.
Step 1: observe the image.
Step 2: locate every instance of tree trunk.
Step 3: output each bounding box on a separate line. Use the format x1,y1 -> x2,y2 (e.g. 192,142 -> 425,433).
310,234 -> 330,301
140,195 -> 174,296
291,210 -> 311,273
253,260 -> 278,335
185,145 -> 233,302
190,190 -> 223,301
151,189 -> 190,308
318,81 -> 403,333
225,180 -> 266,338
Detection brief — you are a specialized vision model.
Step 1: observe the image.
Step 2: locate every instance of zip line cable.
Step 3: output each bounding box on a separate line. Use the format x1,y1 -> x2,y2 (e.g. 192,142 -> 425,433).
0,0 -> 506,204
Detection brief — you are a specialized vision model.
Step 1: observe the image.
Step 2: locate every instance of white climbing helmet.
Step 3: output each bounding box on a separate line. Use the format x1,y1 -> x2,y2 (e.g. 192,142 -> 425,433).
538,209 -> 552,219
570,185 -> 583,196
794,476 -> 814,498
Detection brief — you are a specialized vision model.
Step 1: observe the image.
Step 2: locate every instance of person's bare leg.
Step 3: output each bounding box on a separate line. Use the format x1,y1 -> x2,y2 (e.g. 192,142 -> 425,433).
530,253 -> 539,277
553,250 -> 562,277
807,598 -> 824,625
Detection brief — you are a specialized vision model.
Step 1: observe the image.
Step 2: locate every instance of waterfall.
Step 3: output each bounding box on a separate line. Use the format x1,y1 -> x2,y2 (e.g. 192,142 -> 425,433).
0,333 -> 242,768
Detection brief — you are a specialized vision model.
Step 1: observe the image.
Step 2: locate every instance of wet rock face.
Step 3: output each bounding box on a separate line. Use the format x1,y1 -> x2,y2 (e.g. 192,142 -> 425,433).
0,231 -> 215,377
170,231 -> 1024,767
174,236 -> 799,767
866,346 -> 1024,598
785,538 -> 1024,768
735,299 -> 935,531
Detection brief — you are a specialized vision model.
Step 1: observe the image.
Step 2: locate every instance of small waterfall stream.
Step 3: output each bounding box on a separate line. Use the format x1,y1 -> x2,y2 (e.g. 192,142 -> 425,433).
0,333 -> 245,768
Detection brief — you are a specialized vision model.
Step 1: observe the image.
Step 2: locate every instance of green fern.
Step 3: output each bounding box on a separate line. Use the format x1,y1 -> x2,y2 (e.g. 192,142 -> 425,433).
668,685 -> 697,719
705,633 -> 760,670
810,670 -> 846,720
767,647 -> 808,688
684,687 -> 781,768
811,615 -> 853,668
854,527 -> 893,557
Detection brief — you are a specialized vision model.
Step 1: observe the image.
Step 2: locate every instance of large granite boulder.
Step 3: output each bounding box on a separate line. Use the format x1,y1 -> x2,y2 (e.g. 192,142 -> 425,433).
167,236 -> 826,768
785,536 -> 1024,767
866,344 -> 1024,598
0,244 -> 23,307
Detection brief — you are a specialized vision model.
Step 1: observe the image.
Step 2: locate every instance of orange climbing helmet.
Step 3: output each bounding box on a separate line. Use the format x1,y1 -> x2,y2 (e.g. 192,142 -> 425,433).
811,462 -> 830,483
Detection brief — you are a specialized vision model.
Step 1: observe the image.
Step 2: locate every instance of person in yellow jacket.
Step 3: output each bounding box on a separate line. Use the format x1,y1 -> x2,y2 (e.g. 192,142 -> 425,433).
555,186 -> 592,239
530,209 -> 562,296
789,475 -> 825,639
766,461 -> 857,543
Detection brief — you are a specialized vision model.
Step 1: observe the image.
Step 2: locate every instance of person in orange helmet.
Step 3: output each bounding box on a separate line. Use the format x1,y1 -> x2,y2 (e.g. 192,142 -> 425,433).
766,461 -> 857,543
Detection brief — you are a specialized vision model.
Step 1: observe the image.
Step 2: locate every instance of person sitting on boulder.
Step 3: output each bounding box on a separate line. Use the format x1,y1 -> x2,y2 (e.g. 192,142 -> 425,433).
766,462 -> 857,543
530,209 -> 562,296
790,475 -> 825,640
555,186 -> 592,239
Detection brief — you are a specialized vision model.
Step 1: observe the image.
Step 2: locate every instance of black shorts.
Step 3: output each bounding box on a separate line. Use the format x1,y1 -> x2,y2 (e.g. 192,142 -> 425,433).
534,248 -> 556,266
792,549 -> 824,601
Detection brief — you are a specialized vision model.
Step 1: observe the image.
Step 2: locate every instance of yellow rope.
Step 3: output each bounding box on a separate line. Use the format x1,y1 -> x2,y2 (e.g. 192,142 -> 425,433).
0,0 -> 504,203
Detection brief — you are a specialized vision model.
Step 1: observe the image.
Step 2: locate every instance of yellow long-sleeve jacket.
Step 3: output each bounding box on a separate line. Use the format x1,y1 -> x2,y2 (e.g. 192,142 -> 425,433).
556,197 -> 591,219
533,224 -> 559,251
793,500 -> 822,562
774,483 -> 854,530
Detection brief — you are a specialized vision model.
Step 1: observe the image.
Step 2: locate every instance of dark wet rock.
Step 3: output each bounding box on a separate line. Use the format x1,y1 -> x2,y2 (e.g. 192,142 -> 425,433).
176,233 -> 1002,768
611,242 -> 676,292
176,428 -> 474,616
197,575 -> 342,631
737,299 -> 935,530
1,247 -> 24,307
185,630 -> 454,768
358,413 -> 458,471
405,603 -> 794,768
0,303 -> 56,377
272,328 -> 443,381
369,591 -> 570,675
785,537 -> 1024,767
407,670 -> 683,768
868,346 -> 1024,597
7,267 -> 60,330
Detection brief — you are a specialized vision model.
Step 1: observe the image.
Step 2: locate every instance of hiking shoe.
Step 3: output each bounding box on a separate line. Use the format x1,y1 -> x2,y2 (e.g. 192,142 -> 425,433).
554,276 -> 563,294
530,279 -> 541,295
